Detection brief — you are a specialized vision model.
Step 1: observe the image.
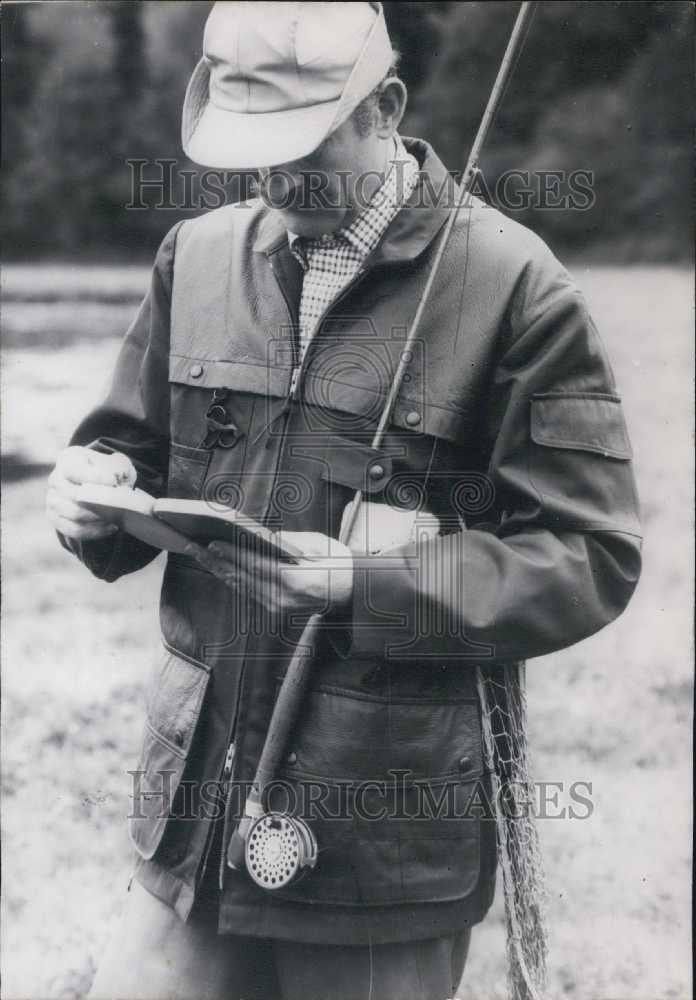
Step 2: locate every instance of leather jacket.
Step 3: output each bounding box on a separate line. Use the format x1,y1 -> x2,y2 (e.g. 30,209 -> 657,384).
61,138 -> 641,945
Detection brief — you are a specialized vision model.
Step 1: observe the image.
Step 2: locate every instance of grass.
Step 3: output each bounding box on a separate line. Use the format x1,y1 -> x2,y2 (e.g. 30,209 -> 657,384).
1,264 -> 692,999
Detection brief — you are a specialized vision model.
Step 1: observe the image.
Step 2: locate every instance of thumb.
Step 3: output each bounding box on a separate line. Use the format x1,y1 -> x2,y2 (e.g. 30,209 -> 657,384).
276,531 -> 327,559
103,452 -> 137,487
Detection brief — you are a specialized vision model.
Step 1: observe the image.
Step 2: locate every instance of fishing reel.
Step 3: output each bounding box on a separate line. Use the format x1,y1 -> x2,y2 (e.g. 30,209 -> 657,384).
241,812 -> 318,890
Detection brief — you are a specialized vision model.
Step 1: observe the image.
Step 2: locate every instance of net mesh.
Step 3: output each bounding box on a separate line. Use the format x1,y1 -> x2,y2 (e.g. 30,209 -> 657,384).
476,662 -> 549,1000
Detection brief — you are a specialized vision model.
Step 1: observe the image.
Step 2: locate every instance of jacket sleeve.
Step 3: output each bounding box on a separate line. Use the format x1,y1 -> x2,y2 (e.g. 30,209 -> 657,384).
345,247 -> 642,662
58,222 -> 182,582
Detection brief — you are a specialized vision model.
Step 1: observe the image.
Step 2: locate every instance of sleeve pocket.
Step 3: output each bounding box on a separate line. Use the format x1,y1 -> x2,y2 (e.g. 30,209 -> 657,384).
528,392 -> 640,534
128,647 -> 211,860
531,392 -> 632,458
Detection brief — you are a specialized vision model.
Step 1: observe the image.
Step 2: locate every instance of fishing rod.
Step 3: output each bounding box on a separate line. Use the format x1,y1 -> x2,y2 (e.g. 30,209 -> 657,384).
227,0 -> 539,888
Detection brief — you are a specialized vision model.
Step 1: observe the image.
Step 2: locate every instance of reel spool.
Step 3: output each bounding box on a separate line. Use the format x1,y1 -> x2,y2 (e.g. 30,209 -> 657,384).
245,812 -> 318,890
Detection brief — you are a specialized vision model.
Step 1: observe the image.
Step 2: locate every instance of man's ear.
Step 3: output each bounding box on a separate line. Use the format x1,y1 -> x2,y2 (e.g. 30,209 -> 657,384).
375,78 -> 407,138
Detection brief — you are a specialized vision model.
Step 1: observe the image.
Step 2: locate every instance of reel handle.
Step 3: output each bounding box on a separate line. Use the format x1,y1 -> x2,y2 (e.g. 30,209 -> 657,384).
226,815 -> 253,871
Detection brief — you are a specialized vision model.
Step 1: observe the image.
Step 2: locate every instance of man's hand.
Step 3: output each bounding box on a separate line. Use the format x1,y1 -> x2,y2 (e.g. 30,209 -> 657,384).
46,446 -> 137,540
186,531 -> 353,616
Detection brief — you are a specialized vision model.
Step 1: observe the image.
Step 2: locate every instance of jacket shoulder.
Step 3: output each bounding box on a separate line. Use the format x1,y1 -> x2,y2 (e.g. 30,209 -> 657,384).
465,198 -> 567,277
176,198 -> 268,253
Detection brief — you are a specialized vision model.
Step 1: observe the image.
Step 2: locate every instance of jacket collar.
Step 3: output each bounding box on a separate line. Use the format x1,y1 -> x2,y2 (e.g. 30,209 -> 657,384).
252,137 -> 456,264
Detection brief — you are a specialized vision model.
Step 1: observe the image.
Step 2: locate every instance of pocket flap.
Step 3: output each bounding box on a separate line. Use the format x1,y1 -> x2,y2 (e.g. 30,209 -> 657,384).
169,354 -> 291,398
129,647 -> 211,860
531,393 -> 633,459
282,687 -> 482,783
145,646 -> 211,755
317,436 -> 393,494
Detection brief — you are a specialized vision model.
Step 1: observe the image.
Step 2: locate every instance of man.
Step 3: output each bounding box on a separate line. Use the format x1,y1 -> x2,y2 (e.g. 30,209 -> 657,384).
46,3 -> 642,999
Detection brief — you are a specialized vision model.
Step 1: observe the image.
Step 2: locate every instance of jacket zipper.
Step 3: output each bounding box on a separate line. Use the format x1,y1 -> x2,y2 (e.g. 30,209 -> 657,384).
288,264 -> 369,402
203,252 -> 302,895
194,731 -> 237,894
271,248 -> 374,400
209,256 -> 372,894
223,739 -> 236,780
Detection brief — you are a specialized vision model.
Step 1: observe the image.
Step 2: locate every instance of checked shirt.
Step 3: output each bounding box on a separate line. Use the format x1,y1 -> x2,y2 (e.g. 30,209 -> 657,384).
289,136 -> 420,358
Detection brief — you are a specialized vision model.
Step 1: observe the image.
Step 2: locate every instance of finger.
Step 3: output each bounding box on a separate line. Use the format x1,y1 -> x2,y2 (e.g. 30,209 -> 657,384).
47,491 -> 106,524
231,564 -> 283,613
208,541 -> 275,580
183,540 -> 209,560
206,541 -> 238,560
59,447 -> 136,487
183,541 -> 218,570
185,543 -> 241,587
57,447 -> 104,485
107,452 -> 137,487
50,515 -> 118,540
276,531 -> 327,559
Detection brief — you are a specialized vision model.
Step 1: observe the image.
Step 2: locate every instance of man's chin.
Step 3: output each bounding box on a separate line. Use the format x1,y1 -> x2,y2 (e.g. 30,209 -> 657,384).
274,207 -> 349,239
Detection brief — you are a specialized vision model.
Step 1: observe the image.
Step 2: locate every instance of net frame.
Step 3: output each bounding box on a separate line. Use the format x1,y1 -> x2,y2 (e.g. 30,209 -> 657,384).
476,661 -> 549,1000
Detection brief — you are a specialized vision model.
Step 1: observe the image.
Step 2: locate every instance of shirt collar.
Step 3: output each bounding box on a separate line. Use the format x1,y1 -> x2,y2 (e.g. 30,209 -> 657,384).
253,137 -> 454,265
288,135 -> 418,265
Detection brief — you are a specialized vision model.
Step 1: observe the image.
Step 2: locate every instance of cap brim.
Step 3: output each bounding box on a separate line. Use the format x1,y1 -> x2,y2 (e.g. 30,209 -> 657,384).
183,60 -> 342,170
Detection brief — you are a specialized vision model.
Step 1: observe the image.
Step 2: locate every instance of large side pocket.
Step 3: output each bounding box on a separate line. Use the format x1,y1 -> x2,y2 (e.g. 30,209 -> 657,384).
268,683 -> 485,906
128,646 -> 211,860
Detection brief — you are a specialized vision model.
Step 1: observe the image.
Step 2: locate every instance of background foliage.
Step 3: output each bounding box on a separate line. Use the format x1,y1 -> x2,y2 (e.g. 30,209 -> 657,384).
2,1 -> 693,261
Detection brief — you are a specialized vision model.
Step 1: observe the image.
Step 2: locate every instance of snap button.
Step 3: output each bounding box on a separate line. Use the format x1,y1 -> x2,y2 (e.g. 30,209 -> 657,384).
368,464 -> 384,480
458,754 -> 472,771
405,410 -> 421,427
401,349 -> 413,364
189,364 -> 204,379
286,751 -> 298,765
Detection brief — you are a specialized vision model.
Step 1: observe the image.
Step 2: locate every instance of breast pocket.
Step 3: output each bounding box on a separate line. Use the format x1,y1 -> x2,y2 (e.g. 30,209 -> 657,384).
166,358 -> 288,513
167,442 -> 211,500
128,647 -> 211,860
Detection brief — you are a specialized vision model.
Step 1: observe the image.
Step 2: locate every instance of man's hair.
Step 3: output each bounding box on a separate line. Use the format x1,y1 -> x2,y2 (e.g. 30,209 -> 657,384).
352,53 -> 402,137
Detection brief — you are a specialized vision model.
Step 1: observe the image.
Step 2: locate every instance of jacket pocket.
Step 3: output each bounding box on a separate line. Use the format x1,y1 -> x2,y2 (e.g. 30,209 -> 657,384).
269,685 -> 485,905
167,442 -> 211,500
528,392 -> 641,534
128,646 -> 211,860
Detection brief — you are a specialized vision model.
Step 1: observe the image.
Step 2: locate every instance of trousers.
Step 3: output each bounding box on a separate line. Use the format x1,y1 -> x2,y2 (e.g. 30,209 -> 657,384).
87,879 -> 471,1000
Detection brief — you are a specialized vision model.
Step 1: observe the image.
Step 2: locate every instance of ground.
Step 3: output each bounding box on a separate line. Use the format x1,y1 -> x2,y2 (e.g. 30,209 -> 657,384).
1,263 -> 692,999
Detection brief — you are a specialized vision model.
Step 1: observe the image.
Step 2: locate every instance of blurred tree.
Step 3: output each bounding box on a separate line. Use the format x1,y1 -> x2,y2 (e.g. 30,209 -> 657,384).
108,2 -> 146,100
382,2 -> 454,94
3,0 -> 692,262
1,4 -> 51,252
406,0 -> 693,259
406,1 -> 680,164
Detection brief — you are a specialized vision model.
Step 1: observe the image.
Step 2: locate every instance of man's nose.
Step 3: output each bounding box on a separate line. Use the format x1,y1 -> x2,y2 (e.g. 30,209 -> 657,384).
258,167 -> 301,206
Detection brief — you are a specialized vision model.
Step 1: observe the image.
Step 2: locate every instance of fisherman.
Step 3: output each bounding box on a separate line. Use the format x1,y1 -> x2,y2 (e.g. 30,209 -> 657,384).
46,3 -> 642,998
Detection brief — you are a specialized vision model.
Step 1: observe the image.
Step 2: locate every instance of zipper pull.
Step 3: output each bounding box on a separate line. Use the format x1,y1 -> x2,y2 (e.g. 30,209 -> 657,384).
223,741 -> 236,780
